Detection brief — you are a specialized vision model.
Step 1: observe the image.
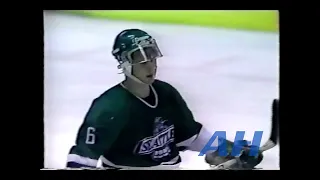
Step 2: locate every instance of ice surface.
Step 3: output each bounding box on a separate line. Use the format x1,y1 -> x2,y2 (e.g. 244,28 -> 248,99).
44,11 -> 279,170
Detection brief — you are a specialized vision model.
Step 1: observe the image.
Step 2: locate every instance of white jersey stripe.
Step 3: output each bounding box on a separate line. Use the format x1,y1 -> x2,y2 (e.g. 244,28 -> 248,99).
67,154 -> 98,167
176,134 -> 198,147
100,155 -> 181,170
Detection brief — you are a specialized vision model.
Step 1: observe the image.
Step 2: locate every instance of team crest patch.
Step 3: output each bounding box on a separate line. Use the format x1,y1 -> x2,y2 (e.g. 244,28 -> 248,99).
133,117 -> 175,161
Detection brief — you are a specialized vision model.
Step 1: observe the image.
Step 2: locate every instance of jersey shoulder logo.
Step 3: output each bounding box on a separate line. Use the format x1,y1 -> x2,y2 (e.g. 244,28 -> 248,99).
133,117 -> 175,161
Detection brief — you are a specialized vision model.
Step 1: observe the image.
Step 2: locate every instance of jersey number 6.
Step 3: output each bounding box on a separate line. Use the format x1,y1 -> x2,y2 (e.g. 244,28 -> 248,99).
85,127 -> 96,144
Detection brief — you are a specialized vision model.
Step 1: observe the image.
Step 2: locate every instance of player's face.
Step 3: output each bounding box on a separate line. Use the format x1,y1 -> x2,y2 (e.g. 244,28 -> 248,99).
130,47 -> 159,84
132,59 -> 157,84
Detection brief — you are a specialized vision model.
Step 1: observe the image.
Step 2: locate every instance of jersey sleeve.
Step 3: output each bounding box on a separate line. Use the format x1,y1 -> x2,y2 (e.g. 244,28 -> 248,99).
66,99 -> 127,168
169,84 -> 203,150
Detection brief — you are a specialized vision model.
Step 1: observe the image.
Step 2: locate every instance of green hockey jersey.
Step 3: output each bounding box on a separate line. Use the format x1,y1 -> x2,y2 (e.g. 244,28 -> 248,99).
67,79 -> 202,169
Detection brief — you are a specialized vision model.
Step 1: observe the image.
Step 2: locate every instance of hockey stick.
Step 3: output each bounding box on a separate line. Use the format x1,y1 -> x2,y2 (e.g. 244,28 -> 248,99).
210,99 -> 279,170
259,98 -> 279,152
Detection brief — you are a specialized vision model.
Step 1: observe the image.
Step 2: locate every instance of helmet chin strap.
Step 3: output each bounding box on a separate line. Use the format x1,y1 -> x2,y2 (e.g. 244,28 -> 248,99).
119,61 -> 147,85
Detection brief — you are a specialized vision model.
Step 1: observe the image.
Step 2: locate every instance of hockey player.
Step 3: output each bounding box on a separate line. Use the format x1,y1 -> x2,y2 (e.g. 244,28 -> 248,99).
66,29 -> 263,170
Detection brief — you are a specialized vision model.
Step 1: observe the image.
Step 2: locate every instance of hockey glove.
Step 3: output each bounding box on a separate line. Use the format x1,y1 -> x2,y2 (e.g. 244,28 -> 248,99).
205,140 -> 263,170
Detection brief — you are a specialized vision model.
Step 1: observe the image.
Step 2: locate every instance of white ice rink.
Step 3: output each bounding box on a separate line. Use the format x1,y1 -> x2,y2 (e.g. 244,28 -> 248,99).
44,11 -> 279,170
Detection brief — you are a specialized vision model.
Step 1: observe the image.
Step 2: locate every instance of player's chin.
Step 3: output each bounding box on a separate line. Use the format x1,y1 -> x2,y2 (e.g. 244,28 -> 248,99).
142,76 -> 155,84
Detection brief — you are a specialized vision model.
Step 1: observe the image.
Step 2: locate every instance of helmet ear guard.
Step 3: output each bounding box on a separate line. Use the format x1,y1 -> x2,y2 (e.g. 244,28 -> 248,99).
118,61 -> 146,84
